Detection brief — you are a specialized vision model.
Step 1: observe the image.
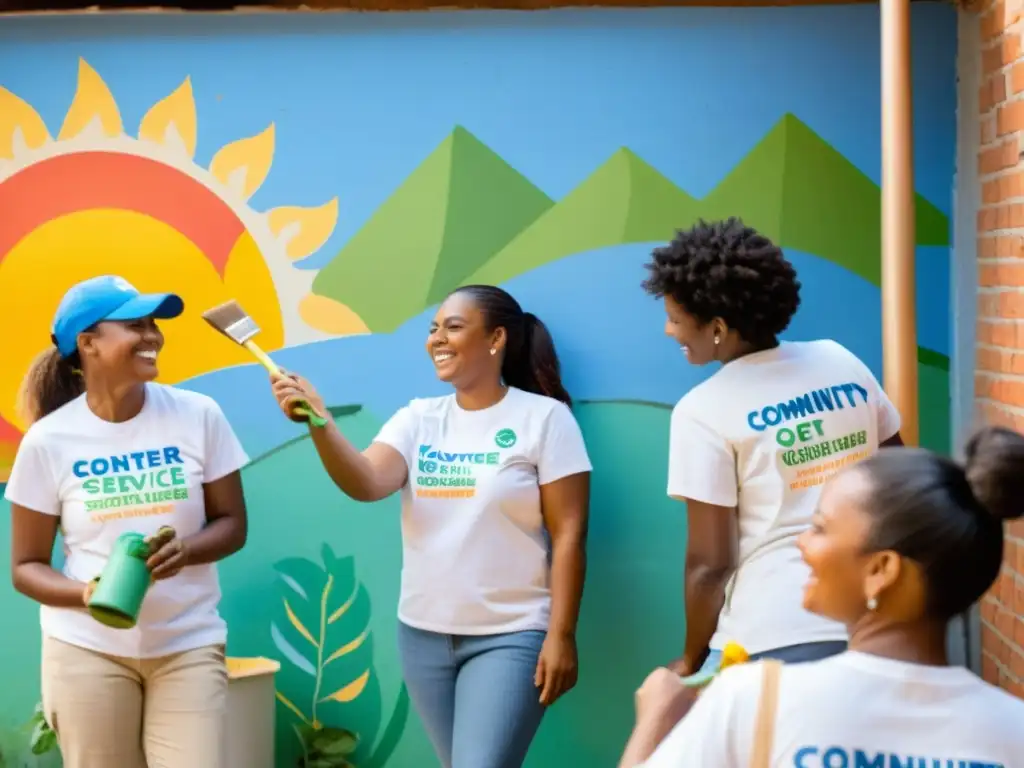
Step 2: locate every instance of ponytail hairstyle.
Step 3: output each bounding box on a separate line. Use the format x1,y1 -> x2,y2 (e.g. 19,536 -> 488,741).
17,347 -> 85,425
451,285 -> 572,406
857,426 -> 1024,621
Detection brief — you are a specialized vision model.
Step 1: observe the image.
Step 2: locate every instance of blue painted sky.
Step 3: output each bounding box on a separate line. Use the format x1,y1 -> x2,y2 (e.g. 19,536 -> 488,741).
183,242 -> 948,461
0,5 -> 956,272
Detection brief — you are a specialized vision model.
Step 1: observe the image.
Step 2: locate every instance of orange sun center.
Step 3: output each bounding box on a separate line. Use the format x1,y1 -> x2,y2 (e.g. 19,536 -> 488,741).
0,150 -> 284,435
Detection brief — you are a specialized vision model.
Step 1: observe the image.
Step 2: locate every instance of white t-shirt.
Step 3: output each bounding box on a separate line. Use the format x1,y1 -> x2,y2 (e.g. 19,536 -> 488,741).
373,386 -> 592,635
668,340 -> 900,655
4,383 -> 249,658
639,652 -> 1024,767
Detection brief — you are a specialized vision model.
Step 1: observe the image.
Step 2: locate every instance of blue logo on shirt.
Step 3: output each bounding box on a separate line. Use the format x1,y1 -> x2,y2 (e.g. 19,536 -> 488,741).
793,745 -> 1004,768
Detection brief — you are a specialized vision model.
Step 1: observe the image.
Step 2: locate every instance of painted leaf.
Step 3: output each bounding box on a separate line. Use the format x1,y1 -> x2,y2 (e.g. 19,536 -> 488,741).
270,544 -> 384,765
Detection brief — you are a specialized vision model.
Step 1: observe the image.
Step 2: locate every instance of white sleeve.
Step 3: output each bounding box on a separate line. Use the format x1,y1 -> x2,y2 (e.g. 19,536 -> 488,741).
829,341 -> 902,442
203,399 -> 250,483
637,669 -> 747,768
3,430 -> 60,516
538,403 -> 592,485
372,405 -> 417,461
667,403 -> 737,507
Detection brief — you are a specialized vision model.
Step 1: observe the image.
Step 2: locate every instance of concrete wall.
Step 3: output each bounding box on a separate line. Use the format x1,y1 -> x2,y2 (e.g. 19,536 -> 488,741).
0,5 -> 956,765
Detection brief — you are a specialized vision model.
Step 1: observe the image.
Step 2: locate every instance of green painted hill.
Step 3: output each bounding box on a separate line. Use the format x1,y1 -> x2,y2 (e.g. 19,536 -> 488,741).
465,113 -> 950,289
311,126 -> 553,332
463,148 -> 698,287
702,113 -> 950,286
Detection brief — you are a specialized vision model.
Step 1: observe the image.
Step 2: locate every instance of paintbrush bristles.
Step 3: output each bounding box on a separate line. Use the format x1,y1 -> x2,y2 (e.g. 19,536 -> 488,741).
202,300 -> 262,346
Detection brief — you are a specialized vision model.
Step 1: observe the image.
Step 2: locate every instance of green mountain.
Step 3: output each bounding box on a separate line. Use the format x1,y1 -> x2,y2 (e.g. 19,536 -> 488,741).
311,126 -> 554,332
702,113 -> 950,286
466,113 -> 950,289
463,148 -> 698,287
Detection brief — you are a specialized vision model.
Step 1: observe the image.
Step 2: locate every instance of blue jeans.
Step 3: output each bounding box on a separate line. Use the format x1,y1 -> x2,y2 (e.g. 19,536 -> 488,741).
697,640 -> 847,675
397,622 -> 547,768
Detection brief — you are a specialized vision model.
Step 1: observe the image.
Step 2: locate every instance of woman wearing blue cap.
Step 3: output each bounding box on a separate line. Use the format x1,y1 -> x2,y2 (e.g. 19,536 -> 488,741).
4,275 -> 250,768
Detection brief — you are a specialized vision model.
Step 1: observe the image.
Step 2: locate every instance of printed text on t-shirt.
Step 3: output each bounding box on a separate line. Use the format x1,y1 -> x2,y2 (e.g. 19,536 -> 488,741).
415,444 -> 501,499
74,446 -> 189,521
746,381 -> 873,492
793,744 -> 1004,768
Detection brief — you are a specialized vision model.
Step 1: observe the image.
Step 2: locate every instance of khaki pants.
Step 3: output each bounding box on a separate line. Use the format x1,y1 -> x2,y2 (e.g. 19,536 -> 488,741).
41,635 -> 228,768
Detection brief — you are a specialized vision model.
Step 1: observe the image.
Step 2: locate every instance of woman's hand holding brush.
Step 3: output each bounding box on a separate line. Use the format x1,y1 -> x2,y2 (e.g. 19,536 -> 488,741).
271,370 -> 328,425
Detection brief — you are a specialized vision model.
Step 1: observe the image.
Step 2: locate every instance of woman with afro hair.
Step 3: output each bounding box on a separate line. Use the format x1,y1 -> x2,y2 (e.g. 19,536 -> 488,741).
641,217 -> 903,679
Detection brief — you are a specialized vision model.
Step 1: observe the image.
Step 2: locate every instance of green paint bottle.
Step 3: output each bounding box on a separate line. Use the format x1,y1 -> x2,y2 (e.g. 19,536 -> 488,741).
87,532 -> 155,629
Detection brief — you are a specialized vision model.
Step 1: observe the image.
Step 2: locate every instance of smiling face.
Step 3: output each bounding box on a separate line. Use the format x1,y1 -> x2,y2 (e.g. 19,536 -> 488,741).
797,469 -> 879,624
79,316 -> 164,384
663,295 -> 720,366
797,467 -> 927,628
426,292 -> 504,389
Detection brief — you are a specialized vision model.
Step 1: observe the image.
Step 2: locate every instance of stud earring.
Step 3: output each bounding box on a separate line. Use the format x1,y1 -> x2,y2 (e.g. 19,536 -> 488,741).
866,596 -> 878,611
490,349 -> 497,356
714,335 -> 721,346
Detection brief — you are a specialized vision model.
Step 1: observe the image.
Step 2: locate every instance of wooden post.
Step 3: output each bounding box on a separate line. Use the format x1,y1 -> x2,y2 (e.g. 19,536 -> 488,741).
880,0 -> 919,446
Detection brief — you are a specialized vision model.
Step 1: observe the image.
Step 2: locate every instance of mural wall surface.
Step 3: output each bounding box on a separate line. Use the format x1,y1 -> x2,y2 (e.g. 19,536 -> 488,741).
0,6 -> 955,767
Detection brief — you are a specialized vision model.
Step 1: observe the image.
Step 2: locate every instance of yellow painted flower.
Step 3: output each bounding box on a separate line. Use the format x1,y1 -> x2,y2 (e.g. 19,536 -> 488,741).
720,641 -> 750,670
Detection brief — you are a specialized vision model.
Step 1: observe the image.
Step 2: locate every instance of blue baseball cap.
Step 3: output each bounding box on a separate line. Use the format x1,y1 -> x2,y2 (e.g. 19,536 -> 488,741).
51,276 -> 185,358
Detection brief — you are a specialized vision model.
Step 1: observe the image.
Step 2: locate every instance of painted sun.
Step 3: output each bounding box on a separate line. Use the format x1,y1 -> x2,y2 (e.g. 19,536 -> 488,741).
0,58 -> 369,480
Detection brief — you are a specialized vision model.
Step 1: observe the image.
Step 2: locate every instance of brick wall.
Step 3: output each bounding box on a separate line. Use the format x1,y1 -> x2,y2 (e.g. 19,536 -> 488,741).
977,0 -> 1024,700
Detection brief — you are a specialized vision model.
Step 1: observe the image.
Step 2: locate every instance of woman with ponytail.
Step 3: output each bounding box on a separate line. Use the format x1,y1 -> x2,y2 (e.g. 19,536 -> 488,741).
269,284 -> 591,768
6,276 -> 250,768
622,426 -> 1024,766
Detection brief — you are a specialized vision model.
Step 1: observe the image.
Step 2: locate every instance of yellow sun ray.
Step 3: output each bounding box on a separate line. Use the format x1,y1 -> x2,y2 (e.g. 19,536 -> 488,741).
299,294 -> 371,337
267,198 -> 339,260
139,77 -> 197,158
319,670 -> 370,704
59,58 -> 122,141
209,123 -> 275,200
0,87 -> 50,160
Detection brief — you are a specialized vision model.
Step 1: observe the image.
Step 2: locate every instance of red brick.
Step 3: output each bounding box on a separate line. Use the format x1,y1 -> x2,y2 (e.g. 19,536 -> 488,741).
983,651 -> 1000,684
998,99 -> 1024,135
978,18 -> 1024,701
978,290 -> 1024,320
983,74 -> 1009,112
980,262 -> 1024,287
985,35 -> 1024,76
977,402 -> 1024,433
981,3 -> 1005,41
979,138 -> 1020,175
978,233 -> 1024,258
978,319 -> 1024,348
1011,648 -> 1024,679
983,114 -> 998,145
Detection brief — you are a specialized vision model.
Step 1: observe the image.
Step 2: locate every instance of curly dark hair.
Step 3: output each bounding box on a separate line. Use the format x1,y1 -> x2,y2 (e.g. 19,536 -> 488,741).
642,217 -> 801,348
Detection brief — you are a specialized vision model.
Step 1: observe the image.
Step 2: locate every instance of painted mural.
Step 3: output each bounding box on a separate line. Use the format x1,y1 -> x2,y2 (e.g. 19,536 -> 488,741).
0,6 -> 955,767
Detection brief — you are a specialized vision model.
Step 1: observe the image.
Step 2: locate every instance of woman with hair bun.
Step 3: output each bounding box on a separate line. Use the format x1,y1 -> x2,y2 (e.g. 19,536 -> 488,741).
622,426 -> 1024,766
268,285 -> 591,768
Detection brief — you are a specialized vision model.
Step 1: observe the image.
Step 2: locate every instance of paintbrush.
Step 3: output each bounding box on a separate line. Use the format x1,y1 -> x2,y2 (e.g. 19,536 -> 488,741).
201,300 -> 328,428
